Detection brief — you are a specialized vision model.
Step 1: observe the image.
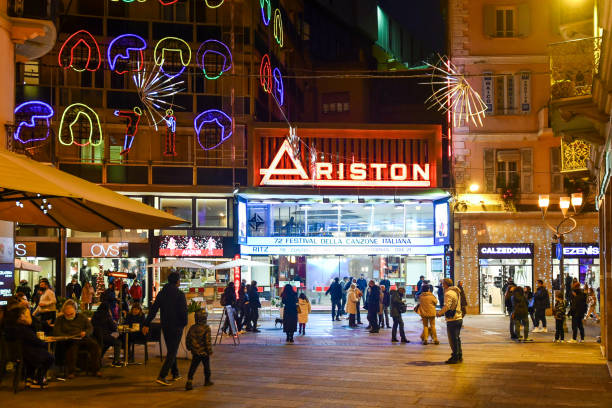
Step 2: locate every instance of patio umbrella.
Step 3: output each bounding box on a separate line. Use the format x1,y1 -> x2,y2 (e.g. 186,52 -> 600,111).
0,149 -> 184,231
212,258 -> 274,270
147,259 -> 215,269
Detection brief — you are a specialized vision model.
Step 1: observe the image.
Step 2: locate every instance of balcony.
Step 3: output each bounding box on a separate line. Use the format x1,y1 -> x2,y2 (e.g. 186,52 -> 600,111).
549,37 -> 601,100
6,0 -> 57,61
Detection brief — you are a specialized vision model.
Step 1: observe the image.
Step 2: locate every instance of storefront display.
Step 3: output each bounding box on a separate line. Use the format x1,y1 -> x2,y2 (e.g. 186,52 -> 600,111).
551,243 -> 600,291
478,243 -> 534,314
14,242 -> 56,291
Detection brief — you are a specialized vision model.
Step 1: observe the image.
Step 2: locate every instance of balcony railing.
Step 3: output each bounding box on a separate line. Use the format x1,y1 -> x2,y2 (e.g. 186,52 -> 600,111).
549,37 -> 601,100
7,0 -> 56,20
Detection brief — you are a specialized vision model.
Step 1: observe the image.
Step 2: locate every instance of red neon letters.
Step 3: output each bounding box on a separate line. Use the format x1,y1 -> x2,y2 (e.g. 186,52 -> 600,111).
58,30 -> 101,72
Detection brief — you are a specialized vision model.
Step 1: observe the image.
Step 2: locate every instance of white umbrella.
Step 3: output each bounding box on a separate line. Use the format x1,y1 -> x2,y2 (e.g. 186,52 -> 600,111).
212,258 -> 274,270
147,259 -> 215,269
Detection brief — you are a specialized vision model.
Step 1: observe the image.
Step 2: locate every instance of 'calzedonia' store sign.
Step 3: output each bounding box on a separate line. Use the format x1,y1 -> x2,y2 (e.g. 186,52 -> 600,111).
259,140 -> 431,188
478,243 -> 534,259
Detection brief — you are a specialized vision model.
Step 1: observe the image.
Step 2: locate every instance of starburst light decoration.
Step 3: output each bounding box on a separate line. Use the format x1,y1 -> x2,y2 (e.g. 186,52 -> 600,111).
133,62 -> 185,130
425,57 -> 487,127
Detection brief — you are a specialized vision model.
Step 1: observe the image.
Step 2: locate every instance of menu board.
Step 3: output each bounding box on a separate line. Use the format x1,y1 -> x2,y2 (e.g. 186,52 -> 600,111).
0,264 -> 14,306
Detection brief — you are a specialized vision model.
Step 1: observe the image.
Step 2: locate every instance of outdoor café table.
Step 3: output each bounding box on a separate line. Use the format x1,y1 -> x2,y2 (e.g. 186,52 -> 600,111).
42,335 -> 81,380
117,326 -> 141,367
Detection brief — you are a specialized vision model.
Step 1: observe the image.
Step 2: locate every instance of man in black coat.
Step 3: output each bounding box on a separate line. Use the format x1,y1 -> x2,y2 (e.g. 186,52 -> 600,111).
366,280 -> 381,333
533,279 -> 550,332
143,271 -> 188,386
325,277 -> 343,321
66,277 -> 82,301
248,281 -> 262,332
356,274 -> 368,308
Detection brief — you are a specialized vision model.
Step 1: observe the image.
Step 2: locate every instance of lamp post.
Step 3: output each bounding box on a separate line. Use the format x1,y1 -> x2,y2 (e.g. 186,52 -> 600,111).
538,193 -> 583,298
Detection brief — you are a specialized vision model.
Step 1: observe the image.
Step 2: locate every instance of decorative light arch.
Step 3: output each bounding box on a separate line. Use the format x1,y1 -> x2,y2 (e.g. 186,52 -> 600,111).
194,109 -> 233,151
13,101 -> 54,144
196,39 -> 233,80
260,0 -> 271,26
58,30 -> 101,72
58,103 -> 103,147
107,34 -> 147,74
259,54 -> 272,93
153,37 -> 192,79
274,9 -> 283,47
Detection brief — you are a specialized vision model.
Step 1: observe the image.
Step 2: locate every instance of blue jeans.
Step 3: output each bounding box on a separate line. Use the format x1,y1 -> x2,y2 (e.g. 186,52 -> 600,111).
160,327 -> 182,379
446,319 -> 463,360
331,299 -> 342,320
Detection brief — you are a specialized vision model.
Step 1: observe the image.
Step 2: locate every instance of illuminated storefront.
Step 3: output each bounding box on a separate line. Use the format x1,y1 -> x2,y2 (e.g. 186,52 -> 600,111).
551,243 -> 600,293
14,242 -> 57,291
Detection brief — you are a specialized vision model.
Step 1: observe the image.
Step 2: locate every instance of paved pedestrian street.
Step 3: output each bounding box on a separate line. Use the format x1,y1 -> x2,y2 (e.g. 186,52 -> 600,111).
2,314 -> 611,407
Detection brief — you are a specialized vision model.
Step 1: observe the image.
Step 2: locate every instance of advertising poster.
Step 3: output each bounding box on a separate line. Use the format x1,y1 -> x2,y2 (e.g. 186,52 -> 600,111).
434,201 -> 449,245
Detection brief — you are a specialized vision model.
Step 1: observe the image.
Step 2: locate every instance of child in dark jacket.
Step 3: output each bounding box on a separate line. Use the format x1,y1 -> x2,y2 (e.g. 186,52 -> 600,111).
126,303 -> 146,362
553,290 -> 567,342
185,310 -> 213,390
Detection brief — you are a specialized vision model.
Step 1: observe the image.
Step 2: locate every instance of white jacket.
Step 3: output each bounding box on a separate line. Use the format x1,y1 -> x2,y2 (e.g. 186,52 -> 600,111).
440,287 -> 463,322
36,288 -> 57,314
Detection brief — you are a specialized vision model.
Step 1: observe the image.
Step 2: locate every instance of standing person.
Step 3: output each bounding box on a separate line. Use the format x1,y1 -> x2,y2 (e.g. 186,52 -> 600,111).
129,280 -> 143,305
504,281 -> 517,339
325,277 -> 343,321
415,275 -> 425,301
553,290 -> 567,343
240,284 -> 251,332
457,280 -> 468,317
81,281 -> 95,311
236,283 -> 248,332
340,277 -> 349,316
379,275 -> 391,294
66,277 -> 82,301
565,275 -> 573,303
248,281 -> 261,332
436,282 -> 445,310
417,285 -> 439,345
390,287 -> 409,343
366,280 -> 380,333
533,280 -> 550,333
281,284 -> 298,343
33,278 -> 56,326
511,287 -> 532,342
221,282 -> 237,334
346,283 -> 358,328
142,271 -> 188,386
297,293 -> 311,335
525,285 -> 535,328
586,287 -> 599,321
436,278 -> 463,364
356,274 -> 367,309
568,283 -> 587,343
379,285 -> 390,329
17,280 -> 32,301
354,280 -> 363,325
185,310 -> 213,390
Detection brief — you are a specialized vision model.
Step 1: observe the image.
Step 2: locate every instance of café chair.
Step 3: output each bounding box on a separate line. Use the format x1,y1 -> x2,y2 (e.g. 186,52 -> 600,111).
146,323 -> 164,362
0,336 -> 25,394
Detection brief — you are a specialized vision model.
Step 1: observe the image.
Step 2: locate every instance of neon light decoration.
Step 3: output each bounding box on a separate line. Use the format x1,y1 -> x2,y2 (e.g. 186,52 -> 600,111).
259,140 -> 432,187
274,9 -> 283,47
194,109 -> 233,151
58,103 -> 103,147
260,0 -> 271,25
196,39 -> 233,80
259,54 -> 272,92
107,34 -> 147,74
159,0 -> 179,5
163,109 -> 177,156
58,30 -> 101,72
154,37 -> 192,79
13,101 -> 54,144
205,0 -> 224,7
114,107 -> 143,155
272,67 -> 284,106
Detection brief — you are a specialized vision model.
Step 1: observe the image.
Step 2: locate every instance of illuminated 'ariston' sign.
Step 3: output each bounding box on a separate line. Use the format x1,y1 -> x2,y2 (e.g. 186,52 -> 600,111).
194,109 -> 233,151
13,101 -> 54,144
58,30 -> 101,72
58,103 -> 103,147
260,140 -> 431,187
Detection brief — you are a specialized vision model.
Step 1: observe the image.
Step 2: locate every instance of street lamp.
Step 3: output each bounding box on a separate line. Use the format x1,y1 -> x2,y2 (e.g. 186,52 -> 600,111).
538,193 -> 583,297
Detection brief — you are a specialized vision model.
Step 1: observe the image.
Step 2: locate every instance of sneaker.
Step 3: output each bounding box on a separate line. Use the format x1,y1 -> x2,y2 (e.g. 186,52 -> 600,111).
578,339 -> 584,343
567,339 -> 577,343
171,375 -> 183,381
156,377 -> 172,386
523,338 -> 534,342
445,357 -> 459,364
532,327 -> 541,333
112,361 -> 123,367
253,329 -> 261,333
516,337 -> 524,342
391,338 -> 399,342
422,340 -> 428,345
204,381 -> 214,386
401,339 -> 410,343
433,340 -> 440,345
185,381 -> 193,391
540,327 -> 548,333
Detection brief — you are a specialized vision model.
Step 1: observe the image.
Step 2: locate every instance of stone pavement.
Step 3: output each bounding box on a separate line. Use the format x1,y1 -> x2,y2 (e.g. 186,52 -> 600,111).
2,313 -> 611,408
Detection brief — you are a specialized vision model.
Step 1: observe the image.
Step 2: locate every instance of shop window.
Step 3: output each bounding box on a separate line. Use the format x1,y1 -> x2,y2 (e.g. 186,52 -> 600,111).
196,199 -> 229,228
159,198 -> 192,227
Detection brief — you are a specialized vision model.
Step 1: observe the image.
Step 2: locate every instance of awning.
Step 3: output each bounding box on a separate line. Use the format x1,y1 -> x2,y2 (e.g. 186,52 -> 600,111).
15,259 -> 42,272
0,150 -> 184,231
213,258 -> 274,270
147,259 -> 215,269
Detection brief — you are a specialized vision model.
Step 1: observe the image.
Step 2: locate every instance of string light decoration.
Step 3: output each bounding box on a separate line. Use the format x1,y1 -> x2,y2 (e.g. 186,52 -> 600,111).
58,103 -> 103,147
273,67 -> 284,106
154,37 -> 192,79
561,138 -> 591,173
425,57 -> 487,128
13,101 -> 54,144
196,39 -> 233,80
194,109 -> 233,151
158,0 -> 179,4
107,34 -> 147,74
260,0 -> 271,26
133,61 -> 185,130
274,9 -> 283,47
163,109 -> 177,156
114,107 -> 143,155
205,0 -> 224,7
58,30 -> 101,72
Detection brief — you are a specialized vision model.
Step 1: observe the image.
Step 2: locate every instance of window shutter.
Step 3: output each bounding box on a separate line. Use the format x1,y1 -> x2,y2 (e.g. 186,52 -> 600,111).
550,147 -> 564,193
520,148 -> 533,193
517,4 -> 531,37
483,5 -> 496,37
484,148 -> 495,192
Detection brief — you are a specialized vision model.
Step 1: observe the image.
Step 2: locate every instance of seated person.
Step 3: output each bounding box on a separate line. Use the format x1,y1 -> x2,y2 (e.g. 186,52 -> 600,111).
125,303 -> 146,363
92,302 -> 122,367
53,300 -> 102,378
4,305 -> 54,388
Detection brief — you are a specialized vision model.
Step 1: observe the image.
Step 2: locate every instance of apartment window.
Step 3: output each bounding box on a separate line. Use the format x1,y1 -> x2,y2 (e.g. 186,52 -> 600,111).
196,199 -> 229,228
321,92 -> 350,114
496,150 -> 520,190
484,4 -> 530,38
162,1 -> 188,22
496,7 -> 515,37
23,61 -> 39,85
550,146 -> 564,193
485,149 -> 533,193
494,74 -> 516,115
159,198 -> 192,227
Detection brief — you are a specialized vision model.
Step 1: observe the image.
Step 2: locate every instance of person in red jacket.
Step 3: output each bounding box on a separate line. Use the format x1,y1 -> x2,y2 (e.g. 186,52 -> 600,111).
129,280 -> 143,304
